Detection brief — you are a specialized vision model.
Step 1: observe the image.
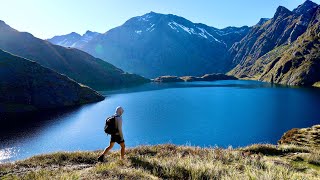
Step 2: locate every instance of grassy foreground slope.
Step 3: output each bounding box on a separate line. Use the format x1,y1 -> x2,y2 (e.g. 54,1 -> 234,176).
1,144 -> 319,179
1,126 -> 320,179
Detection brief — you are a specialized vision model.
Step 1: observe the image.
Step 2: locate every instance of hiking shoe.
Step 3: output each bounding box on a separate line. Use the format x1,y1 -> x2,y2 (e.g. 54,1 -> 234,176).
98,155 -> 104,162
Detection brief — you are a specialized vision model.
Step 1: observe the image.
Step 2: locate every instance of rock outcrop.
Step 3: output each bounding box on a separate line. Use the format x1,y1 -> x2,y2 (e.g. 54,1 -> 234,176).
153,76 -> 184,83
154,73 -> 237,83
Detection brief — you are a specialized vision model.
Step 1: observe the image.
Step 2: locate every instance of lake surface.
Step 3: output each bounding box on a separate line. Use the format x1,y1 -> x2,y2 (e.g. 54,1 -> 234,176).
1,80 -> 320,163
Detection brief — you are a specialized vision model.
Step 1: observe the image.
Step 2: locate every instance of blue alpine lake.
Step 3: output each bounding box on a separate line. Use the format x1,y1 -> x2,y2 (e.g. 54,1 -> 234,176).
1,80 -> 320,163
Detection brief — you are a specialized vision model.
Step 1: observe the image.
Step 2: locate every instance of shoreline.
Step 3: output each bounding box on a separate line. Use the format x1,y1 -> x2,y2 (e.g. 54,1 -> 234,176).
1,125 -> 319,179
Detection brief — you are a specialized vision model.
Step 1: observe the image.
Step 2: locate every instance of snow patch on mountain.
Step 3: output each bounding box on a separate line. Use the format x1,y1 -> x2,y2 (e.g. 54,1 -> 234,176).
172,22 -> 195,35
168,21 -> 197,35
167,21 -> 226,44
197,28 -> 215,40
215,27 -> 248,36
146,24 -> 155,32
55,39 -> 78,47
168,22 -> 179,32
197,28 -> 209,39
138,14 -> 153,22
82,32 -> 98,42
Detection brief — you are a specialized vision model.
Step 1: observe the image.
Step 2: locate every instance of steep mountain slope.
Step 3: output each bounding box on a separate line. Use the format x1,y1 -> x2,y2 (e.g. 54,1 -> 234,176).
0,21 -> 148,90
0,49 -> 104,113
228,1 -> 320,86
49,12 -> 250,78
228,0 -> 319,78
257,7 -> 320,86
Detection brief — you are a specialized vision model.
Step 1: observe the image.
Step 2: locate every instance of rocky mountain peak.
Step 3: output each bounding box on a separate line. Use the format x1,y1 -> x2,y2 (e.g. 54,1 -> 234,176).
0,20 -> 12,30
293,0 -> 318,14
274,6 -> 292,19
85,30 -> 93,34
68,32 -> 81,37
83,30 -> 99,37
256,18 -> 270,26
136,12 -> 190,24
136,11 -> 159,21
147,11 -> 157,15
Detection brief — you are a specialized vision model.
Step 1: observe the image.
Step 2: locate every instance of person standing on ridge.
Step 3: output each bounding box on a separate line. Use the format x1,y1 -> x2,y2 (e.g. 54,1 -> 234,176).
98,106 -> 125,161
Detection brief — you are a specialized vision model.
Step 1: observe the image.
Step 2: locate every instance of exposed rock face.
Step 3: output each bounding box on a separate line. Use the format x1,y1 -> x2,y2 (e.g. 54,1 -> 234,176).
0,21 -> 149,90
278,125 -> 320,147
48,12 -> 250,78
258,6 -> 320,86
154,73 -> 237,83
0,49 -> 104,113
228,1 -> 318,72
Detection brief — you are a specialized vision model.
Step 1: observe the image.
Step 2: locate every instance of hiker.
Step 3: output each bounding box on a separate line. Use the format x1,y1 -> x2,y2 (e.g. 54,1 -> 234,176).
98,106 -> 125,161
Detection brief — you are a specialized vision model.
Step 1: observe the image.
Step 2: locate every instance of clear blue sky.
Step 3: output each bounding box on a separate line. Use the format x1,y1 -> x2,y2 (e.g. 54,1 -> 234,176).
0,0 -> 319,39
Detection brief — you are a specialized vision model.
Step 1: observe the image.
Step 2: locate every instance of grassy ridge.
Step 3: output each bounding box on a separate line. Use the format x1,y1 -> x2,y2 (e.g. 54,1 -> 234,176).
278,125 -> 320,147
1,143 -> 319,179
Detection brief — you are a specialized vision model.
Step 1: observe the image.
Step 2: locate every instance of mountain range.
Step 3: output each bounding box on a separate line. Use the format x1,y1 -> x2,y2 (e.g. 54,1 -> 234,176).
48,0 -> 320,87
49,12 -> 250,78
0,21 -> 148,91
49,31 -> 100,49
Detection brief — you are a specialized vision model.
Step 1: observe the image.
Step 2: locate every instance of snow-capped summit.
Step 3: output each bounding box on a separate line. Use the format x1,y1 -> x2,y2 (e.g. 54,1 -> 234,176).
48,31 -> 101,48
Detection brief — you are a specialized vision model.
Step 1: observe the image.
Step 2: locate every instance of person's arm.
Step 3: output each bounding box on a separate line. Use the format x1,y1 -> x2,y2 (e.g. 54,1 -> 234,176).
117,117 -> 124,141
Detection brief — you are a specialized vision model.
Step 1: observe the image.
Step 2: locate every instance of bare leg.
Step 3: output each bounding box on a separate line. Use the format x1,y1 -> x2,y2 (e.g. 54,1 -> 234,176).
101,142 -> 115,156
120,142 -> 125,159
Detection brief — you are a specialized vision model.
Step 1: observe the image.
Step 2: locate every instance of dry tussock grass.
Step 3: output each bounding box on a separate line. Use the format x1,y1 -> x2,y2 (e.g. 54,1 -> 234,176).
1,144 -> 319,179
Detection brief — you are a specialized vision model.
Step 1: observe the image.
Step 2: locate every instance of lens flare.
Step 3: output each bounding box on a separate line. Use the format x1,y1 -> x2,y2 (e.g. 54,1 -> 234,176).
95,44 -> 103,54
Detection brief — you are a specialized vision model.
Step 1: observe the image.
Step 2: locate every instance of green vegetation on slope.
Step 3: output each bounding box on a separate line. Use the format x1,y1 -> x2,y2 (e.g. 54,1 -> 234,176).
0,49 -> 104,113
257,16 -> 320,86
228,45 -> 290,79
228,1 -> 320,87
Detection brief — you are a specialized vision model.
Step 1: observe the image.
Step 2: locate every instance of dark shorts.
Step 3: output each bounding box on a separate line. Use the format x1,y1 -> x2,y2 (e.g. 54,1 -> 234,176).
111,134 -> 125,144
